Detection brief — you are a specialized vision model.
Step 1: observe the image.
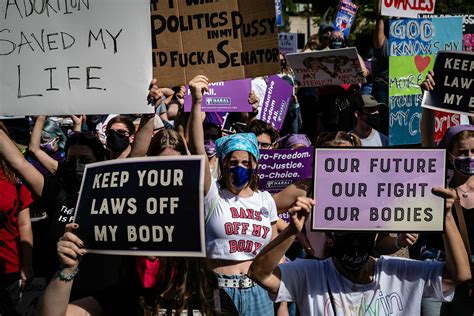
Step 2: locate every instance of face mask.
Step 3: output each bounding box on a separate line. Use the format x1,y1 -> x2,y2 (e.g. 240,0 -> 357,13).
362,113 -> 381,129
204,139 -> 217,157
63,160 -> 86,193
452,156 -> 474,176
40,137 -> 59,154
135,257 -> 161,289
106,131 -> 130,153
230,165 -> 251,188
332,234 -> 375,271
329,38 -> 344,49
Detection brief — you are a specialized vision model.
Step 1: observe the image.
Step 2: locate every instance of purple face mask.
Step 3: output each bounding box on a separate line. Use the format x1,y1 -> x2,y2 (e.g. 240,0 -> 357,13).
453,156 -> 474,176
40,137 -> 59,153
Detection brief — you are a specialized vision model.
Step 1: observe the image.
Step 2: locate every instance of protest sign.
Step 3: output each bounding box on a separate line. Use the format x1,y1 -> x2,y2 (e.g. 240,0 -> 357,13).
259,75 -> 292,130
0,0 -> 152,116
312,148 -> 446,231
333,0 -> 358,38
257,147 -> 314,193
279,33 -> 298,55
184,79 -> 252,112
389,95 -> 422,145
422,51 -> 474,115
275,0 -> 283,26
381,0 -> 435,18
151,0 -> 280,87
388,17 -> 463,145
286,48 -> 365,87
74,156 -> 205,257
434,111 -> 460,143
463,15 -> 474,51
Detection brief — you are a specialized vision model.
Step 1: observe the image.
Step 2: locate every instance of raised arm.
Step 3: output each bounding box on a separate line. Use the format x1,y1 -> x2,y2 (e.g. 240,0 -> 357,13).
29,116 -> 59,174
130,79 -> 163,157
374,0 -> 386,49
248,197 -> 314,294
431,187 -> 472,291
420,71 -> 436,147
187,75 -> 212,195
0,129 -> 44,198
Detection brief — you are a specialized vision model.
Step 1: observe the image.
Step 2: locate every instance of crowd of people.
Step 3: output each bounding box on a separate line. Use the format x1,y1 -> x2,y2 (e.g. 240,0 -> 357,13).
0,3 -> 473,316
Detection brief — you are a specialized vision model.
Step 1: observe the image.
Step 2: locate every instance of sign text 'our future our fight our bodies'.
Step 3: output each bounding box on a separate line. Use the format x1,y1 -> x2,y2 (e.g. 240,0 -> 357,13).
74,157 -> 205,257
0,0 -> 152,115
151,0 -> 279,87
313,149 -> 445,232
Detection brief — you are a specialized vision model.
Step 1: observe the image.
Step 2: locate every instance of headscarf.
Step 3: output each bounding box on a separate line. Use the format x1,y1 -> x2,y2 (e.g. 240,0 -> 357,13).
278,134 -> 312,149
438,125 -> 474,149
215,133 -> 259,162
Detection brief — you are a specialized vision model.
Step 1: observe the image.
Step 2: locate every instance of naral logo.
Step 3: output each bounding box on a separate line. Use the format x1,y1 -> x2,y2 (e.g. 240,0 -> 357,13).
206,97 -> 231,105
266,180 -> 292,189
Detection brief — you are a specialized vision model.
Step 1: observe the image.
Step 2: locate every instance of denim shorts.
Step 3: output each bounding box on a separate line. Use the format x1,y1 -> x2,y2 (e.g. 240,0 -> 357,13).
216,273 -> 274,316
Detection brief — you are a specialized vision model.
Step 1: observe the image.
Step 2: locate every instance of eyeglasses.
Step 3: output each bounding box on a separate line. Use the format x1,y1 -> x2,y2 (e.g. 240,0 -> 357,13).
258,142 -> 272,149
106,129 -> 130,137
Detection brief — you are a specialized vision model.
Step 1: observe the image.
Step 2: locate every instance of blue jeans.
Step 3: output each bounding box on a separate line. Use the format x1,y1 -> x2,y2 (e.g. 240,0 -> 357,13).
219,274 -> 274,316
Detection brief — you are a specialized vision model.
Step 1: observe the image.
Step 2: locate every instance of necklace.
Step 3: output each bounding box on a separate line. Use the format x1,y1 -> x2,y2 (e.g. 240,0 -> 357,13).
457,187 -> 473,198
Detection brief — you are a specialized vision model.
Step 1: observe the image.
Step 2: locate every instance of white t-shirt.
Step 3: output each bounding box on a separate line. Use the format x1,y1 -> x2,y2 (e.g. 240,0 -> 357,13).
358,129 -> 389,147
276,256 -> 453,315
205,180 -> 278,261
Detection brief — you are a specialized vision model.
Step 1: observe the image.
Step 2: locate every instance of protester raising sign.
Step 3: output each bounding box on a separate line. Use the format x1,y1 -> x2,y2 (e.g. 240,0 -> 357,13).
422,51 -> 474,115
74,156 -> 205,257
0,0 -> 152,116
312,148 -> 446,232
333,0 -> 358,38
286,48 -> 365,87
151,0 -> 280,87
382,0 -> 435,18
279,33 -> 298,55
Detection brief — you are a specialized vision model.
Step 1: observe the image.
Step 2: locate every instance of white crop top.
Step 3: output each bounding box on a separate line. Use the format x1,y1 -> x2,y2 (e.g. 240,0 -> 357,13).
205,180 -> 279,260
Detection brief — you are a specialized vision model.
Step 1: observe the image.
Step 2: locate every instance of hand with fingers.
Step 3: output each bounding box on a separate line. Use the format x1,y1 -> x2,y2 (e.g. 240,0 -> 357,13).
420,70 -> 435,91
147,78 -> 164,109
289,197 -> 315,233
396,233 -> 419,249
189,75 -> 209,101
57,223 -> 86,278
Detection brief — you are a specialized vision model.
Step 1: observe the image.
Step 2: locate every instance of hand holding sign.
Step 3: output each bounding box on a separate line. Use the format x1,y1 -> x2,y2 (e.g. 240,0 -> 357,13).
189,76 -> 210,101
288,197 -> 315,233
57,223 -> 85,273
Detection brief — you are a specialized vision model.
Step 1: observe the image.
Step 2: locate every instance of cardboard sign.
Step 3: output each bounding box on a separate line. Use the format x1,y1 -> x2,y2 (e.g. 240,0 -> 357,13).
334,0 -> 358,38
184,79 -> 252,112
388,17 -> 463,145
259,75 -> 292,131
257,147 -> 314,193
0,0 -> 152,116
312,148 -> 446,231
151,0 -> 280,87
381,0 -> 435,18
422,51 -> 474,115
74,157 -> 206,257
279,33 -> 298,55
286,48 -> 366,87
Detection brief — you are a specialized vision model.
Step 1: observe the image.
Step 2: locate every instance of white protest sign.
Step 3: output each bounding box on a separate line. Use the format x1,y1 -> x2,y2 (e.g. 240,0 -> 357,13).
279,32 -> 298,55
381,0 -> 435,18
0,0 -> 152,116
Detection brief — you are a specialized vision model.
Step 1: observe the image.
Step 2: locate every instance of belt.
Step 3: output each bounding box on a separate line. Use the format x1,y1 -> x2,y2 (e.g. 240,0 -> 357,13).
217,275 -> 256,289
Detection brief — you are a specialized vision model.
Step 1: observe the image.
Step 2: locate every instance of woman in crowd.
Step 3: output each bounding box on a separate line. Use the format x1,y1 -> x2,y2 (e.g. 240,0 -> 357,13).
105,115 -> 136,159
188,75 -> 287,315
40,121 -> 239,315
0,123 -> 34,313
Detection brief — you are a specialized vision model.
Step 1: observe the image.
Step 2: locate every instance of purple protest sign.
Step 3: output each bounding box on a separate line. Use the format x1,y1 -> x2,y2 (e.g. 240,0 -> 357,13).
258,147 -> 314,194
259,75 -> 292,131
313,148 -> 446,232
184,79 -> 252,112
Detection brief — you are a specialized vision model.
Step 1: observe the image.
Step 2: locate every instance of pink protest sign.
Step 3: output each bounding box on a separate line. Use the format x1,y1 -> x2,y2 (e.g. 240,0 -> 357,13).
312,148 -> 446,232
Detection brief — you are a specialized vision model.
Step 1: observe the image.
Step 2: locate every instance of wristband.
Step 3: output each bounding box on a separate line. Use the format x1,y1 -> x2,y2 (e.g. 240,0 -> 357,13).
58,267 -> 79,282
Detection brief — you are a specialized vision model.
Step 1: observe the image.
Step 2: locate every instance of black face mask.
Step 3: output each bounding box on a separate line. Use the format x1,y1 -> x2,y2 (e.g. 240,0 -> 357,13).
329,38 -> 345,49
362,113 -> 381,129
106,131 -> 130,153
332,233 -> 376,271
63,160 -> 86,193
